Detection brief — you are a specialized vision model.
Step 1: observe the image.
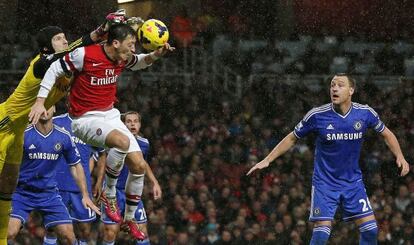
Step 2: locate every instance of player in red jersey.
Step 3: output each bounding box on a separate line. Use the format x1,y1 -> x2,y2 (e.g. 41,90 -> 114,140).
29,24 -> 174,240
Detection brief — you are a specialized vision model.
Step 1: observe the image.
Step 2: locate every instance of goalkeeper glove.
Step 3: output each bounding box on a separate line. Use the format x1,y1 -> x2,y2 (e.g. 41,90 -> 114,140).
126,16 -> 145,32
95,9 -> 127,36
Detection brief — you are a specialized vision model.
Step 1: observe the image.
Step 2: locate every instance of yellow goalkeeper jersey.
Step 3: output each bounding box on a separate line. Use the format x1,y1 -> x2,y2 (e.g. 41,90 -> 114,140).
2,54 -> 70,123
0,35 -> 92,167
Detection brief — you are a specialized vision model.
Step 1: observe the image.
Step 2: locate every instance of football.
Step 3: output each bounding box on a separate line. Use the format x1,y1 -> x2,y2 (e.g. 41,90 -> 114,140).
138,19 -> 169,51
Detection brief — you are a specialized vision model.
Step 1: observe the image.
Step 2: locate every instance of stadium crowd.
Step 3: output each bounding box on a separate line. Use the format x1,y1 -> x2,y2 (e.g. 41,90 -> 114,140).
1,74 -> 414,244
1,1 -> 414,244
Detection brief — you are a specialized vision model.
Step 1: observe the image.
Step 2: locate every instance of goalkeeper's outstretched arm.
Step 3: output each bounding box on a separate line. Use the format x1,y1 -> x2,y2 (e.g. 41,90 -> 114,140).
33,9 -> 127,79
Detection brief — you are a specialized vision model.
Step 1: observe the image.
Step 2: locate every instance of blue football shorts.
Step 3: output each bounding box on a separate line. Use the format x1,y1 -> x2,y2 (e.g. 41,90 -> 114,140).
309,180 -> 374,222
10,190 -> 72,229
59,190 -> 96,222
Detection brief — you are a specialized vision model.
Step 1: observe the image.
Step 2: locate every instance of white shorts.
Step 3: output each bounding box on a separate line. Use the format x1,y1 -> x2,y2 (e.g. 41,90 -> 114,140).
71,108 -> 140,153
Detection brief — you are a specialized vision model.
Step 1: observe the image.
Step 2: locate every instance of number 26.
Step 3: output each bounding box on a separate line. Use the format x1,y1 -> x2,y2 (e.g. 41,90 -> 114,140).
359,198 -> 372,212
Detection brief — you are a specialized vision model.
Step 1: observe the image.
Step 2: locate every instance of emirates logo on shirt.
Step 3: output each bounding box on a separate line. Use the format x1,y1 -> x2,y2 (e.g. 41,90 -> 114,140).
90,69 -> 118,85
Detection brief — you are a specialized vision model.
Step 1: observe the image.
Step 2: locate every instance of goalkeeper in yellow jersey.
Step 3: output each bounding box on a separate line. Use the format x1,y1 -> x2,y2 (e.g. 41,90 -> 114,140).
0,10 -> 127,245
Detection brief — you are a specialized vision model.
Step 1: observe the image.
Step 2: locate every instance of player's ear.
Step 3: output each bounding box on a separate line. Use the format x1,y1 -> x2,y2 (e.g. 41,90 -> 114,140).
113,39 -> 120,48
349,87 -> 354,96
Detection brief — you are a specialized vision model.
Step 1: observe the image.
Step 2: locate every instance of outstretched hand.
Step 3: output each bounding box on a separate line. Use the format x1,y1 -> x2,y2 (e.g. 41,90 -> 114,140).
126,17 -> 144,32
96,9 -> 127,35
153,43 -> 175,57
105,9 -> 127,30
92,183 -> 103,204
82,196 -> 101,216
246,159 -> 270,176
152,181 -> 162,200
28,101 -> 47,125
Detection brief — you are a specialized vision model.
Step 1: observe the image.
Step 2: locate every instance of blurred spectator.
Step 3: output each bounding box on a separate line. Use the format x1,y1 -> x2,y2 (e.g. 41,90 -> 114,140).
171,6 -> 197,48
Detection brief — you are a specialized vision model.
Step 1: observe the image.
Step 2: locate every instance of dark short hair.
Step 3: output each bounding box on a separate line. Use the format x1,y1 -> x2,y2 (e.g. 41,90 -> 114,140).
107,24 -> 136,45
334,73 -> 356,88
122,111 -> 141,123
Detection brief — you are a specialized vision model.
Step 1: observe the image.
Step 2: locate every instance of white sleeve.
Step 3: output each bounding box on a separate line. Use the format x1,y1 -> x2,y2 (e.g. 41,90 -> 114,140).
64,47 -> 85,72
37,59 -> 66,98
37,47 -> 85,98
126,54 -> 152,71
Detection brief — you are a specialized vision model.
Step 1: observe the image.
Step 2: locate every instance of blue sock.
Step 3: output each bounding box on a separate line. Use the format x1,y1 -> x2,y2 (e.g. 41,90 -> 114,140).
136,238 -> 150,245
78,239 -> 88,245
310,225 -> 331,245
359,220 -> 378,245
102,241 -> 115,245
43,236 -> 57,245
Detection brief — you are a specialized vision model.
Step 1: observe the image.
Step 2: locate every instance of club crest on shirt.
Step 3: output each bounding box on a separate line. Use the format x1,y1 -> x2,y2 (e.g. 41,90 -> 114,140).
54,142 -> 62,151
353,121 -> 363,131
96,128 -> 102,136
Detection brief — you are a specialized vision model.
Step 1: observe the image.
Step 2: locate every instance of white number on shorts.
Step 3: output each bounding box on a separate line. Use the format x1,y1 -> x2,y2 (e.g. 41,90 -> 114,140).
359,198 -> 372,212
138,208 -> 147,220
87,207 -> 95,218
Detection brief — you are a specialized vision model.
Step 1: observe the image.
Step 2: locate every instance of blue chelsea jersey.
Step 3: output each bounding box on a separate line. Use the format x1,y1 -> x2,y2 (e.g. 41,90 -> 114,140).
294,103 -> 385,189
117,136 -> 150,190
17,125 -> 81,191
53,113 -> 94,192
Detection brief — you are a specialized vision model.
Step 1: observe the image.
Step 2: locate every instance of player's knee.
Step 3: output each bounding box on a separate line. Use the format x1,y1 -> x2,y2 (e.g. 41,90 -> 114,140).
56,225 -> 76,245
103,225 -> 118,242
114,135 -> 130,152
139,223 -> 148,236
7,228 -> 18,241
129,160 -> 145,174
59,232 -> 76,245
77,229 -> 91,240
7,218 -> 22,240
126,153 -> 146,174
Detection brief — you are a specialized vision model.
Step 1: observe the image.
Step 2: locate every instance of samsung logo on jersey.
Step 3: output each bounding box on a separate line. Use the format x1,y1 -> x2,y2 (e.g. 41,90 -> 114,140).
72,136 -> 86,145
326,132 -> 363,141
28,153 -> 59,160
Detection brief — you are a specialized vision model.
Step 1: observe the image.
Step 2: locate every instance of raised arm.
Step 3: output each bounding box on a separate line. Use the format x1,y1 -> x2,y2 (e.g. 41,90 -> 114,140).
381,127 -> 410,176
246,132 -> 297,175
33,10 -> 127,79
126,43 -> 175,71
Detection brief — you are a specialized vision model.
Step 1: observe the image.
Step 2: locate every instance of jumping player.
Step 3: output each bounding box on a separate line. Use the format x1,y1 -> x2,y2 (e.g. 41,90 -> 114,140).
29,23 -> 174,240
247,74 -> 410,244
